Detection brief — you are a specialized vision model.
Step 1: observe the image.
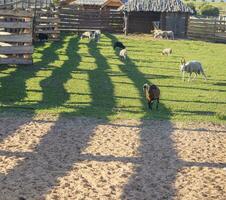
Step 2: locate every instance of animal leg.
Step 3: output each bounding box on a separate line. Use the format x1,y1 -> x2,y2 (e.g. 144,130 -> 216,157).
148,102 -> 152,110
202,72 -> 207,80
156,99 -> 159,110
188,73 -> 192,82
182,71 -> 185,81
193,73 -> 197,80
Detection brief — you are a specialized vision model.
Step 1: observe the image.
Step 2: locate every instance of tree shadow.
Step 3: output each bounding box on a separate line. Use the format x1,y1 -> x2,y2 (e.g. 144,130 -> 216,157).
0,34 -> 117,199
0,41 -> 64,104
106,33 -> 178,199
39,36 -> 81,108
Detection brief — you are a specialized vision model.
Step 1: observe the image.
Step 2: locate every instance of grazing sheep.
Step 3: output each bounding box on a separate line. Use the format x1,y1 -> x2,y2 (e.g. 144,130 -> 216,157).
162,48 -> 172,56
114,41 -> 126,50
119,48 -> 127,60
153,29 -> 174,40
92,30 -> 101,42
81,31 -> 92,40
143,83 -> 160,110
165,31 -> 174,40
180,58 -> 207,81
38,33 -> 48,42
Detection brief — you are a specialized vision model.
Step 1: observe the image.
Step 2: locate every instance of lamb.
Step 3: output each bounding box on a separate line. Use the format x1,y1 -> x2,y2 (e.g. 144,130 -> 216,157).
162,48 -> 172,56
80,31 -> 93,40
113,41 -> 126,50
119,48 -> 127,60
180,58 -> 207,81
143,83 -> 160,110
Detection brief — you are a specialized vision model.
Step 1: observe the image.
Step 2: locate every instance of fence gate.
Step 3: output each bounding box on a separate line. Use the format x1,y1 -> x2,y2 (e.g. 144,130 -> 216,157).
188,17 -> 226,43
59,7 -> 124,33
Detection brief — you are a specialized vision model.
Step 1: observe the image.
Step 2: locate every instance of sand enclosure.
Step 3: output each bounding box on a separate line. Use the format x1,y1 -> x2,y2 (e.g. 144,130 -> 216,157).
0,115 -> 225,200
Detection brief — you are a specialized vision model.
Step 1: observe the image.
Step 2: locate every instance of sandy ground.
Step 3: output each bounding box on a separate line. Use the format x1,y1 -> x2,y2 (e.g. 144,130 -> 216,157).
0,115 -> 225,200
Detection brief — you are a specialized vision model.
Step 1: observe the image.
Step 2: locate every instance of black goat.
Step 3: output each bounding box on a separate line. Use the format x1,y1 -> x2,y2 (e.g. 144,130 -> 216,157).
38,33 -> 48,42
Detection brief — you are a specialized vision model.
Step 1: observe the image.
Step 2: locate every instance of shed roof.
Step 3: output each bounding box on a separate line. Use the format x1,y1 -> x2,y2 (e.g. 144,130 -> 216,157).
125,0 -> 192,13
70,0 -> 108,6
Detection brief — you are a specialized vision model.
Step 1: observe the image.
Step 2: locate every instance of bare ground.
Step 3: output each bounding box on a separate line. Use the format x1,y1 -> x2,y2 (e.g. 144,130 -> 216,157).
0,116 -> 225,200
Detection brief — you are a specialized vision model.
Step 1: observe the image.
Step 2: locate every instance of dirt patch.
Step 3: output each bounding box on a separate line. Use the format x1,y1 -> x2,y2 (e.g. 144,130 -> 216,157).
0,116 -> 225,200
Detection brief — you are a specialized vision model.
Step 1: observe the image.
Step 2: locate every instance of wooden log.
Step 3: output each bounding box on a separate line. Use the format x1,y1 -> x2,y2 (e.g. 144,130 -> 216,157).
0,33 -> 32,43
35,30 -> 60,34
36,18 -> 60,23
0,9 -> 33,18
0,22 -> 32,29
0,57 -> 32,65
0,46 -> 34,54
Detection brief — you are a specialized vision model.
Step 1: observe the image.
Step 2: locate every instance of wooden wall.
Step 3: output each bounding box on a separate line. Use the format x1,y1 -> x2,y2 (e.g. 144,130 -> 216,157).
59,8 -> 123,33
127,11 -> 189,37
127,12 -> 161,33
161,12 -> 189,37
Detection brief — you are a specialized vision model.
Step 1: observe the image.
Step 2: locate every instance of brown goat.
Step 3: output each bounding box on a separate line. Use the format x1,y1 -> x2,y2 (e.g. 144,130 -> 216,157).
143,83 -> 160,110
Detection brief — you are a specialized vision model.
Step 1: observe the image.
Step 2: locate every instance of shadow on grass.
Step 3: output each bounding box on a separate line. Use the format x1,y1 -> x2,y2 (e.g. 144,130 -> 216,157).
0,41 -> 64,104
39,36 -> 81,108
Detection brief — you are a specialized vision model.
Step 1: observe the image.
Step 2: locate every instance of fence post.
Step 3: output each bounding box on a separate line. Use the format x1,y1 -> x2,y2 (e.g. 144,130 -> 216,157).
214,18 -> 217,42
124,11 -> 128,36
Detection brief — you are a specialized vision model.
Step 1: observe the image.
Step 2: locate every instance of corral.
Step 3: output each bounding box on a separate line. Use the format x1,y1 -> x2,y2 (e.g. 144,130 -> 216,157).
0,0 -> 226,199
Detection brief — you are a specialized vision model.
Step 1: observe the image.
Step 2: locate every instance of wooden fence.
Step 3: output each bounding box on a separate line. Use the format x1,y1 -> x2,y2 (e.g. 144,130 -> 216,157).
0,9 -> 34,65
59,7 -> 124,33
34,9 -> 60,41
188,17 -> 226,43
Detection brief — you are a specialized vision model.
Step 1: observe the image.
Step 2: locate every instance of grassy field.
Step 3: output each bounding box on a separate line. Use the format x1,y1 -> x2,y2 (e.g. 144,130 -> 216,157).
0,33 -> 225,122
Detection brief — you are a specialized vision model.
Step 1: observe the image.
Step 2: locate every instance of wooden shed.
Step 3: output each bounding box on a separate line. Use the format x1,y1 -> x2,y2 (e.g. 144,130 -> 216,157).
124,0 -> 192,37
69,0 -> 123,10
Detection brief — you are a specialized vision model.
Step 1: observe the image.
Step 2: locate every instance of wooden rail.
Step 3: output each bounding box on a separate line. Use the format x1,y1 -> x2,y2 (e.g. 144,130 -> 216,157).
59,8 -> 124,33
188,17 -> 226,43
0,9 -> 34,65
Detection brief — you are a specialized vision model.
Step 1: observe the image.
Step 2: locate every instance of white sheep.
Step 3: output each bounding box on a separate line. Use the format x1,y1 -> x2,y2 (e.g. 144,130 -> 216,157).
180,58 -> 207,81
162,48 -> 172,56
119,48 -> 127,60
153,29 -> 174,40
81,31 -> 92,40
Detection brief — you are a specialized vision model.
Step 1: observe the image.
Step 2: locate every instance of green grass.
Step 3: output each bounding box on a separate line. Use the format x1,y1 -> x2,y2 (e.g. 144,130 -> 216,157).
0,33 -> 225,123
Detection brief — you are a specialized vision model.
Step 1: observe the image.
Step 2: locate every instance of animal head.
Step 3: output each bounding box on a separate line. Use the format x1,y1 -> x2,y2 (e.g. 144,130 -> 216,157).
143,83 -> 150,92
180,57 -> 186,71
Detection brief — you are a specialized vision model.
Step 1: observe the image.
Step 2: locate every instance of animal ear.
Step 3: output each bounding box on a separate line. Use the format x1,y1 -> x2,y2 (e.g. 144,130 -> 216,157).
181,57 -> 186,65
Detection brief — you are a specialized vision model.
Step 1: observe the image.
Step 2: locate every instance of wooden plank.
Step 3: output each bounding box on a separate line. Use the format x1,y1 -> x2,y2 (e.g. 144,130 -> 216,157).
0,57 -> 33,65
0,34 -> 32,43
0,42 -> 12,46
36,18 -> 60,23
0,9 -> 33,18
0,46 -> 34,54
35,30 -> 60,34
0,21 -> 32,29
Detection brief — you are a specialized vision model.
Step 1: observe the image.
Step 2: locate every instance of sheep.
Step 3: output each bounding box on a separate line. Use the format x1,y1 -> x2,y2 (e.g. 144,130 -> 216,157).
162,48 -> 172,56
92,30 -> 101,42
80,31 -> 93,40
119,48 -> 127,60
180,58 -> 207,81
114,41 -> 126,50
143,83 -> 160,110
153,29 -> 174,40
165,31 -> 174,40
